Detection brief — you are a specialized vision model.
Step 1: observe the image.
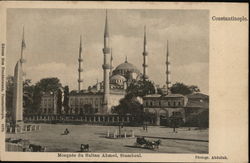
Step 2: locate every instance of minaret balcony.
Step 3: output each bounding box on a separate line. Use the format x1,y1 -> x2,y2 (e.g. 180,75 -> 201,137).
143,75 -> 149,79
102,64 -> 111,69
166,71 -> 171,74
143,52 -> 148,56
78,68 -> 83,72
78,79 -> 83,83
20,59 -> 26,63
103,48 -> 110,54
166,61 -> 170,65
142,64 -> 148,67
78,58 -> 83,62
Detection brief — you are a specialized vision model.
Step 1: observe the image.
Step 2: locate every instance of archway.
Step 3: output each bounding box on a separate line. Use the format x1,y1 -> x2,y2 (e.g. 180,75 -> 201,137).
159,109 -> 169,126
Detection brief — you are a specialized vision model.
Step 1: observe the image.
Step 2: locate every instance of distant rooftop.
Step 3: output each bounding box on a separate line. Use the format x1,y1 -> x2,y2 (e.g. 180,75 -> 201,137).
143,93 -> 184,98
69,89 -> 125,96
185,100 -> 209,108
187,93 -> 209,99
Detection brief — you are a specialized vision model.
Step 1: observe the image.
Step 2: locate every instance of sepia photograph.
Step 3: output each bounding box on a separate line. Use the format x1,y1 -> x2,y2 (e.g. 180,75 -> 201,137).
4,8 -> 209,153
0,1 -> 248,162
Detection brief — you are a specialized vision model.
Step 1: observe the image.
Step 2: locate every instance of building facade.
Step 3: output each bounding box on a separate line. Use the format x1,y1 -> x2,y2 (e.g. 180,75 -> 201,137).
143,94 -> 188,126
143,93 -> 209,126
40,92 -> 57,115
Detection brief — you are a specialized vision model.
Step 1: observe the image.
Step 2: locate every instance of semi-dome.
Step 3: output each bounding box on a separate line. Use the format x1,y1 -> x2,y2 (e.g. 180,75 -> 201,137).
110,74 -> 126,85
110,74 -> 126,81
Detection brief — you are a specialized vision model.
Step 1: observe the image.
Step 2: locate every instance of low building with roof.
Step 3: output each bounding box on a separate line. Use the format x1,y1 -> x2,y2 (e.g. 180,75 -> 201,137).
143,93 -> 188,126
142,92 -> 209,126
184,93 -> 209,127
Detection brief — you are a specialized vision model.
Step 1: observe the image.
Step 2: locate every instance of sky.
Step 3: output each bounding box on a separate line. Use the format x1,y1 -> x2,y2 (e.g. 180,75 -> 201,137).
6,9 -> 209,94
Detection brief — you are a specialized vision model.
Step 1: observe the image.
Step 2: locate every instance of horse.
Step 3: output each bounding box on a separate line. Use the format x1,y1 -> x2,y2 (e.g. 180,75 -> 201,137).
80,144 -> 89,152
146,139 -> 161,149
153,139 -> 161,149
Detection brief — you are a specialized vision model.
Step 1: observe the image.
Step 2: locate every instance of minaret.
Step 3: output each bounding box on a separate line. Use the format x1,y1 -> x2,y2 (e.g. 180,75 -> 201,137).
166,40 -> 171,94
109,48 -> 113,77
142,26 -> 149,81
2,44 -> 5,57
102,10 -> 111,113
78,35 -> 83,92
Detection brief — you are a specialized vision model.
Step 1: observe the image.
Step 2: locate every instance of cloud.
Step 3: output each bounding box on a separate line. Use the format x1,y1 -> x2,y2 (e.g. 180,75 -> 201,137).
173,62 -> 209,93
7,9 -> 209,94
111,34 -> 141,61
148,61 -> 209,94
156,23 -> 206,42
25,60 -> 104,91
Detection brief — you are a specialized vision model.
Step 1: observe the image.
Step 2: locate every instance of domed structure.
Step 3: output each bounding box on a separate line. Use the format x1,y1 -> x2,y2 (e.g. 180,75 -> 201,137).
112,60 -> 141,79
110,74 -> 126,85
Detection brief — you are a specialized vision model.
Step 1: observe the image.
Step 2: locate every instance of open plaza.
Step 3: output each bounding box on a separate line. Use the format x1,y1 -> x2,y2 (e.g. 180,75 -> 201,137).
6,123 -> 208,153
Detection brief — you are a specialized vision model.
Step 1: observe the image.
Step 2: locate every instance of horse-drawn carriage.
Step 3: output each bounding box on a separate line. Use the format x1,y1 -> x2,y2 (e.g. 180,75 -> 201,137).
80,144 -> 90,152
134,137 -> 161,150
5,138 -> 46,152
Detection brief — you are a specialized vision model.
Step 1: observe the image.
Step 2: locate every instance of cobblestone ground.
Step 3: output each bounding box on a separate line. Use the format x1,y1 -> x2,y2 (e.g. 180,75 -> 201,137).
6,124 -> 208,153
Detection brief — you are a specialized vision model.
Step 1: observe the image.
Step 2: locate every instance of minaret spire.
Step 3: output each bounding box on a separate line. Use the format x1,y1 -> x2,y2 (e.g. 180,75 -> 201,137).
144,26 -> 147,51
104,9 -> 109,38
78,35 -> 83,92
102,10 -> 111,113
166,40 -> 171,94
142,25 -> 149,81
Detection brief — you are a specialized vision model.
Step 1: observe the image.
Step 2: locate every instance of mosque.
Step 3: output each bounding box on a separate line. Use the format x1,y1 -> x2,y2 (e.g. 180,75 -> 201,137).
41,11 -> 147,115
40,11 -> 209,127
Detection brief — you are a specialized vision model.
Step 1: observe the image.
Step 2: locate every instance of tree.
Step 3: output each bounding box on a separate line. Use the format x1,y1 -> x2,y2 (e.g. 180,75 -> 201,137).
126,79 -> 156,98
170,82 -> 200,95
23,79 -> 35,114
31,85 -> 43,114
35,77 -> 62,92
6,76 -> 14,116
113,97 -> 143,116
63,86 -> 69,114
189,85 -> 200,93
57,89 -> 62,115
34,77 -> 62,114
113,79 -> 155,125
5,75 -> 35,115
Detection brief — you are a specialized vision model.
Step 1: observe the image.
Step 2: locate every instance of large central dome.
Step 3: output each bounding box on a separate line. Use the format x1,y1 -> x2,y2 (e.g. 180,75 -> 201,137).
113,61 -> 140,74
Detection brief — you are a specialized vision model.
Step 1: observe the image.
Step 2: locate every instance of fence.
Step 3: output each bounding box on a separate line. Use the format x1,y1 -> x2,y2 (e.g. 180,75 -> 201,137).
6,143 -> 24,152
23,114 -> 156,126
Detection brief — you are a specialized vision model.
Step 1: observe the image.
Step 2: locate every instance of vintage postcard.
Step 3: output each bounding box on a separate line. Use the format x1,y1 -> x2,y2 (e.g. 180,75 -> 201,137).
0,1 -> 248,162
